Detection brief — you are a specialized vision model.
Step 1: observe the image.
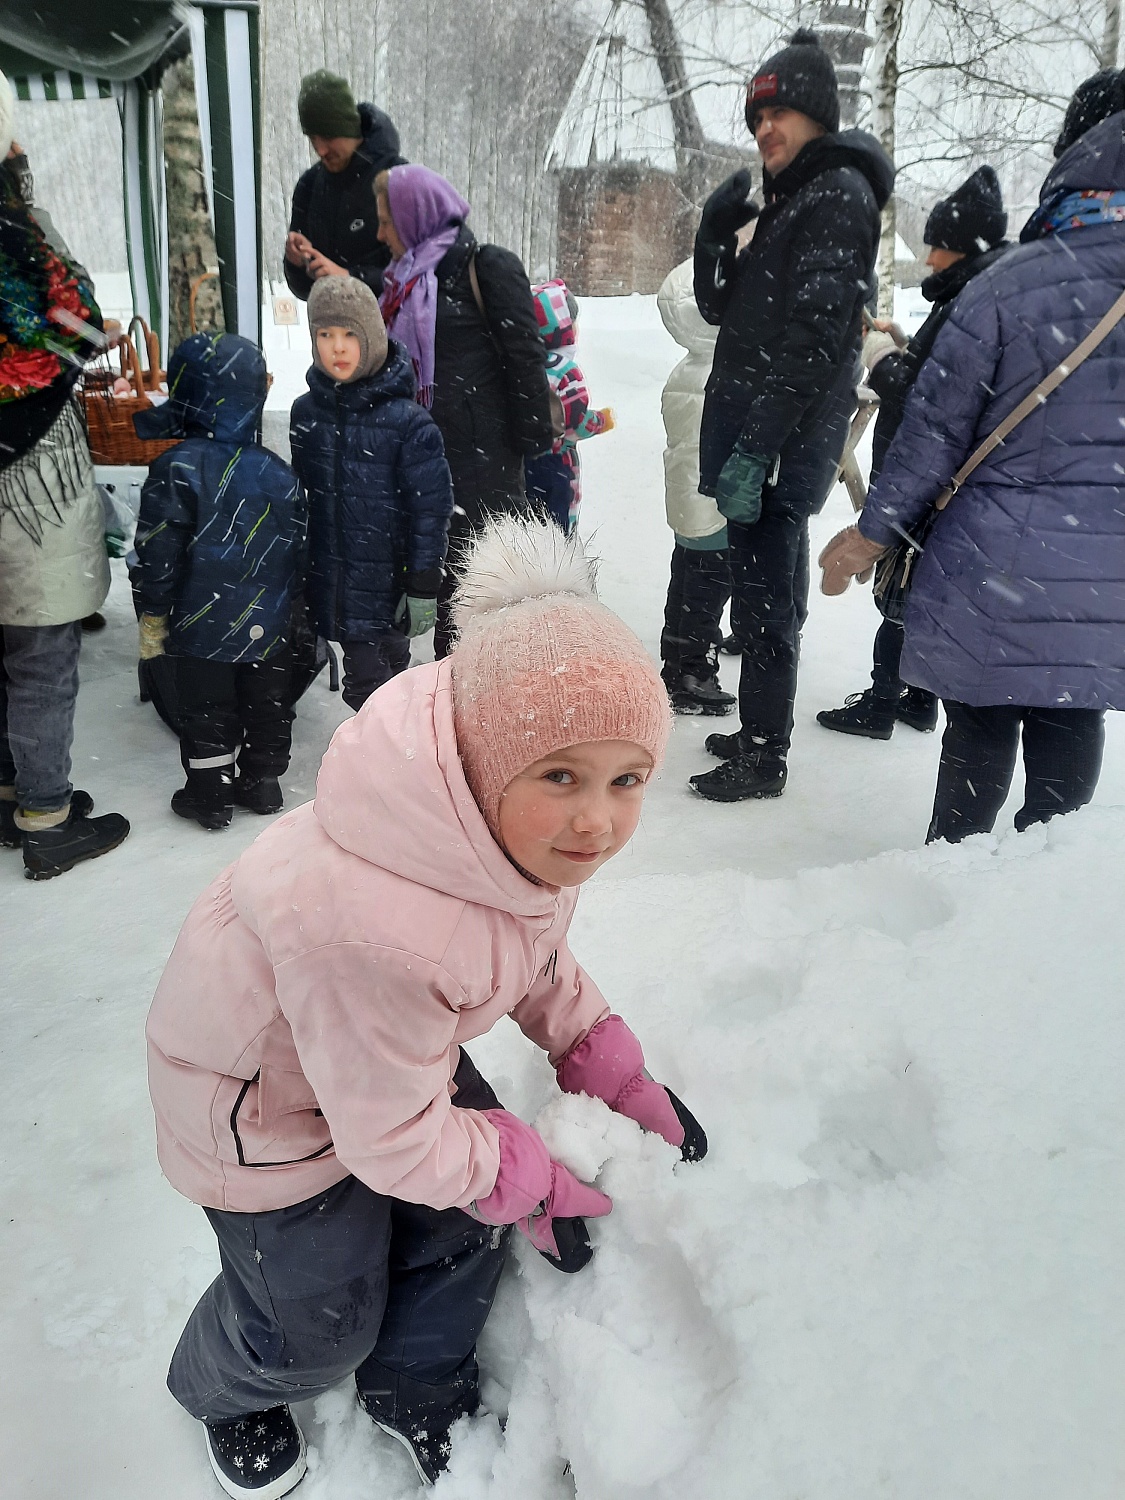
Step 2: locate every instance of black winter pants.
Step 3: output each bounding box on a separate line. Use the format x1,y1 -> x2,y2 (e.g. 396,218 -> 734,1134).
167,1052 -> 509,1428
727,506 -> 810,754
339,633 -> 411,713
928,702 -> 1105,844
177,651 -> 293,793
870,617 -> 938,714
660,543 -> 731,680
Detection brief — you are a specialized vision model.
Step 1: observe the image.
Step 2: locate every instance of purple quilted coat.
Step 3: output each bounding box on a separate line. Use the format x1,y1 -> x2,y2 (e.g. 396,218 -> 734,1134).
859,114 -> 1125,710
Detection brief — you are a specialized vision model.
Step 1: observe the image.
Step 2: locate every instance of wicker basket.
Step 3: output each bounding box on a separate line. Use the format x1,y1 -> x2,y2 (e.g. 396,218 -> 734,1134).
82,330 -> 176,467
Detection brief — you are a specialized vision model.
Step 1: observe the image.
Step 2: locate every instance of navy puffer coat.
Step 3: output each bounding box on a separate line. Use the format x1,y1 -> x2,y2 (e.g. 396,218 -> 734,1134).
289,338 -> 453,641
860,113 -> 1125,711
134,334 -> 303,662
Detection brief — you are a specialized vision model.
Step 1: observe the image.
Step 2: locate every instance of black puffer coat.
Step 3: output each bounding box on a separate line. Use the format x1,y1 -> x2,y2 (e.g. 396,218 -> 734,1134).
289,339 -> 453,641
430,225 -> 554,529
868,243 -> 1010,477
696,130 -> 893,514
284,103 -> 406,301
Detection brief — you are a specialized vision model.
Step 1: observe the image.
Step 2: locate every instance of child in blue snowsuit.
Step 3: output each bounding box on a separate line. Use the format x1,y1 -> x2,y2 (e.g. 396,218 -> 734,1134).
289,275 -> 453,710
134,333 -> 304,830
525,280 -> 613,534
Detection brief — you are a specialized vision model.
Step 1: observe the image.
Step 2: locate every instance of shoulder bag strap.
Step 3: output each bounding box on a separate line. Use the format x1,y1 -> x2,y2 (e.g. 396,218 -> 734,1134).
934,285 -> 1125,510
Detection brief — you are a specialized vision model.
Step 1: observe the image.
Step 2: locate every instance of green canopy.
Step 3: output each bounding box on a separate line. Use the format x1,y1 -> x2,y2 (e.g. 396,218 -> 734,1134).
0,1 -> 262,350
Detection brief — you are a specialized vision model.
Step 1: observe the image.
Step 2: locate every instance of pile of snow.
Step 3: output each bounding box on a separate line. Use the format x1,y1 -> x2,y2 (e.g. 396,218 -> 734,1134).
1,293 -> 1121,1499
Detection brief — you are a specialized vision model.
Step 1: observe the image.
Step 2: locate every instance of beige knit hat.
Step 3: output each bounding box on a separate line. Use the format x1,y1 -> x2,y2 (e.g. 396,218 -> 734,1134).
450,518 -> 672,838
307,275 -> 388,381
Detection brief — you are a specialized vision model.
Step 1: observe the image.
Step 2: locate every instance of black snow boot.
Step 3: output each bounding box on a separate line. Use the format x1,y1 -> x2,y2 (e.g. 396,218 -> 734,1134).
664,670 -> 736,716
204,1406 -> 307,1500
21,804 -> 129,880
2,789 -> 93,849
233,775 -> 284,815
704,728 -> 748,760
172,767 -> 234,830
816,689 -> 896,740
360,1395 -> 458,1485
896,686 -> 939,733
690,749 -> 787,802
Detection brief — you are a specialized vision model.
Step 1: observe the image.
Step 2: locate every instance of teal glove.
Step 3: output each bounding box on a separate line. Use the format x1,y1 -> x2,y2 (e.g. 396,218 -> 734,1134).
716,446 -> 771,526
395,594 -> 437,639
105,528 -> 128,559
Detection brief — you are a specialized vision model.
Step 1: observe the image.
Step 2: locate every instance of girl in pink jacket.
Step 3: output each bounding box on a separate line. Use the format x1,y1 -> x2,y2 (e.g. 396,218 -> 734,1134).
147,517 -> 705,1498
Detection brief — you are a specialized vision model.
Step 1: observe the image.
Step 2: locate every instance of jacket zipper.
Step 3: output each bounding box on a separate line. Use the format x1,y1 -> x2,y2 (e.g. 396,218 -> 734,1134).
332,389 -> 345,637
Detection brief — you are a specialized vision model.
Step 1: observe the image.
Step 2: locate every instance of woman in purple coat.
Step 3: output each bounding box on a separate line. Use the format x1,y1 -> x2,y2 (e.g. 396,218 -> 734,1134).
820,89 -> 1125,842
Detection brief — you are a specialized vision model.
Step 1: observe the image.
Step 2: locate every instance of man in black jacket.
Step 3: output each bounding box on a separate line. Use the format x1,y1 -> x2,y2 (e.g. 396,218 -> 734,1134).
283,71 -> 406,301
687,30 -> 893,802
817,167 -> 1010,741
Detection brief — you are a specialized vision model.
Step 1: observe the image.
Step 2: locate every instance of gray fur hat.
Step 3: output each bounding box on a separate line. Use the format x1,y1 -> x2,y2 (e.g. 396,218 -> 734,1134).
307,275 -> 388,381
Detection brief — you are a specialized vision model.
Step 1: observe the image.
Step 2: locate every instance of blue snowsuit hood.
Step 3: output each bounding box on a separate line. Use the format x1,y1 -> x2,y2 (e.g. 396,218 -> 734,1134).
134,332 -> 268,445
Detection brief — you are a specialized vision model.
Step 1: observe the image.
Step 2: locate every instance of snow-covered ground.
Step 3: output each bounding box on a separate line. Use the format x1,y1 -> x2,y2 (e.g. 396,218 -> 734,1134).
2,295 -> 1123,1499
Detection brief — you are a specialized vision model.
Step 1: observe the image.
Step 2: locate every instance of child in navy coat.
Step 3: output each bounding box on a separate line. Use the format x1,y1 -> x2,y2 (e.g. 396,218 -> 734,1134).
290,276 -> 454,710
134,333 -> 304,829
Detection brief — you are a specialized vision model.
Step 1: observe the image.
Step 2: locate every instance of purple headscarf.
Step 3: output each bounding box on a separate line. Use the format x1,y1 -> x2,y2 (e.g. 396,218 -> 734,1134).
379,165 -> 470,406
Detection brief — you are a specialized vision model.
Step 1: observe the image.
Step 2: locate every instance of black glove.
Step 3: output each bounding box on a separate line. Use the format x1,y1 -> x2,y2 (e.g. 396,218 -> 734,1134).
698,169 -> 759,250
537,1215 -> 595,1274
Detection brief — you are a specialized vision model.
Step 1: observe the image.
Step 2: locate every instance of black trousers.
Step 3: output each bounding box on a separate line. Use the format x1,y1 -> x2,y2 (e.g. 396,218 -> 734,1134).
339,633 -> 411,713
177,650 -> 294,790
928,702 -> 1106,843
727,506 -> 810,755
167,1052 -> 509,1428
870,617 -> 938,712
660,543 -> 731,680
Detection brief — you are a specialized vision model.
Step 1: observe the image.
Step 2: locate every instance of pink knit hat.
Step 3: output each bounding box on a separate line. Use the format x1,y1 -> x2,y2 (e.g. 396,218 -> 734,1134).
450,518 -> 671,838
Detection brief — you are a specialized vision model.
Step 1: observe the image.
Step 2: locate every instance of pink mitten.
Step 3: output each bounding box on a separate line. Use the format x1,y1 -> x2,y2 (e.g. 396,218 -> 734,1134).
471,1109 -> 613,1260
557,1013 -> 686,1148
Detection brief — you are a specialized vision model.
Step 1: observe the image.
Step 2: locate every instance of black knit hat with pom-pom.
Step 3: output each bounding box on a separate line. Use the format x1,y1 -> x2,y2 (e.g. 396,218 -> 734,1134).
924,166 -> 1007,254
746,29 -> 840,136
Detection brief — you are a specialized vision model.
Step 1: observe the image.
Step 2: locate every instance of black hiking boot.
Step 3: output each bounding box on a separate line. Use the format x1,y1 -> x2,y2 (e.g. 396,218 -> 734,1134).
816,689 -> 896,740
359,1394 -> 459,1485
690,750 -> 787,802
172,783 -> 234,831
664,670 -> 736,716
233,775 -> 284,815
21,805 -> 129,879
704,729 -> 747,760
2,789 -> 93,849
204,1406 -> 307,1500
896,686 -> 939,732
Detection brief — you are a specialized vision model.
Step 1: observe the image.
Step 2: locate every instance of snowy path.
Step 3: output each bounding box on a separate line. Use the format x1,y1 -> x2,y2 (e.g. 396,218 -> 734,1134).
2,298 -> 1123,1499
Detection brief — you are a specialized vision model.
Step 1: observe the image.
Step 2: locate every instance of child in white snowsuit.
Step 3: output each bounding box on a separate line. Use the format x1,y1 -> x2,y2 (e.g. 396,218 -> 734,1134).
657,259 -> 734,715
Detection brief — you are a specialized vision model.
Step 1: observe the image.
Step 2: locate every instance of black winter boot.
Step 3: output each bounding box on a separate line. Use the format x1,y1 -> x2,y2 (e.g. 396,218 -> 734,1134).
172,769 -> 234,830
2,789 -> 93,849
233,775 -> 284,815
816,689 -> 896,740
690,750 -> 787,801
203,1406 -> 307,1500
360,1394 -> 459,1485
21,804 -> 129,879
704,728 -> 748,760
664,670 -> 736,716
896,686 -> 939,732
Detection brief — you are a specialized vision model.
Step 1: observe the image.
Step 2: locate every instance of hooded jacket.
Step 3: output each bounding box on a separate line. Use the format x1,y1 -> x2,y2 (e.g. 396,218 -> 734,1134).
145,657 -> 611,1214
657,259 -> 722,540
859,113 -> 1125,710
133,334 -> 303,662
695,130 -> 893,513
285,103 -> 406,301
868,243 -> 1010,478
289,337 -> 453,640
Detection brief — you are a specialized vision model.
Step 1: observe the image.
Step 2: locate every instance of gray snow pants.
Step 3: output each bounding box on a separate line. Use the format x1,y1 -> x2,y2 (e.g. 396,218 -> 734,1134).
168,1052 -> 510,1427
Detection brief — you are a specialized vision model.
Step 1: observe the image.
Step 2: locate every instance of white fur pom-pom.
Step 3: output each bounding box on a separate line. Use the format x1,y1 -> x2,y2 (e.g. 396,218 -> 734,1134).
451,516 -> 598,627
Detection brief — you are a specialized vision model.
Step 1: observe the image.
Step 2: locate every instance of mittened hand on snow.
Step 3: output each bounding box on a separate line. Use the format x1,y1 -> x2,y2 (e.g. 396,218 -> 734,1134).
394,593 -> 437,639
818,525 -> 887,596
699,169 -> 759,251
556,1014 -> 708,1163
471,1108 -> 612,1272
138,613 -> 168,660
716,446 -> 771,527
596,407 -> 616,432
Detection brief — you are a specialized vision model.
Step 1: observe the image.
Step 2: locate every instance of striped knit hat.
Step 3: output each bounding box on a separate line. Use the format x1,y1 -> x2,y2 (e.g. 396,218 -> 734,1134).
450,518 -> 671,839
